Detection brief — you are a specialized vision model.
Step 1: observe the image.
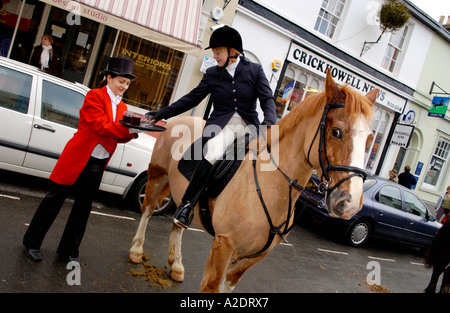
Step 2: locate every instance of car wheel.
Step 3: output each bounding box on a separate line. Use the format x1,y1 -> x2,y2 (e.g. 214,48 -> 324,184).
127,174 -> 174,215
347,219 -> 371,247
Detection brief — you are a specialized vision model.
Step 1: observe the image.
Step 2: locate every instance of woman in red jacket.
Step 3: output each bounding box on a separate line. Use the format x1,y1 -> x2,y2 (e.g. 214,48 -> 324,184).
23,57 -> 137,262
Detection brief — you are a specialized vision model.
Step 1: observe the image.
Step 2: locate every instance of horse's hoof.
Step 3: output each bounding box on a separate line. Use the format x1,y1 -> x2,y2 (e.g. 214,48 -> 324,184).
170,269 -> 185,282
128,252 -> 143,264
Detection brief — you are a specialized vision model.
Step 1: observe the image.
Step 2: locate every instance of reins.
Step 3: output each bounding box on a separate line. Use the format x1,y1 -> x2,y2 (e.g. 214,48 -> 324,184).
247,102 -> 368,258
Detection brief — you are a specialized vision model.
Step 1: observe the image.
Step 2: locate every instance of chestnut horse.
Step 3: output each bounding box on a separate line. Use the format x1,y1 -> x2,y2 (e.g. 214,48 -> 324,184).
129,70 -> 376,292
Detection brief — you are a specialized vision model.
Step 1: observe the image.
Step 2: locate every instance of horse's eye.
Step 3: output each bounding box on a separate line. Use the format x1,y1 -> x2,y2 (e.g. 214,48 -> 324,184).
332,128 -> 342,139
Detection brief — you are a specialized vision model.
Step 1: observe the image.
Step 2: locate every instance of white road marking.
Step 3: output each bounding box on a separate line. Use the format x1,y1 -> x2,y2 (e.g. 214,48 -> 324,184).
410,262 -> 425,266
91,210 -> 135,221
0,194 -> 20,200
317,248 -> 349,255
368,256 -> 396,262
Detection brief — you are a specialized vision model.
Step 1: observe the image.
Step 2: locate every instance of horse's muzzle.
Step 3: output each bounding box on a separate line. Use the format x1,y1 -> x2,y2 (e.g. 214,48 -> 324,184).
327,188 -> 360,220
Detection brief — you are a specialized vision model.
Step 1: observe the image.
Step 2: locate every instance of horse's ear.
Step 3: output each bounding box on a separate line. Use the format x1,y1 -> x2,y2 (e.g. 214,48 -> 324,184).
365,89 -> 378,106
325,68 -> 343,103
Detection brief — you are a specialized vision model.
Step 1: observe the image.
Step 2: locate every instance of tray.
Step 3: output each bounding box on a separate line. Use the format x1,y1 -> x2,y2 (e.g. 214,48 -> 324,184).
119,120 -> 166,132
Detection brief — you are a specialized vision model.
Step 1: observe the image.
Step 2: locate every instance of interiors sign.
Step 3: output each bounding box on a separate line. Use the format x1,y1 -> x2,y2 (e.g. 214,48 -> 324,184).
287,43 -> 406,113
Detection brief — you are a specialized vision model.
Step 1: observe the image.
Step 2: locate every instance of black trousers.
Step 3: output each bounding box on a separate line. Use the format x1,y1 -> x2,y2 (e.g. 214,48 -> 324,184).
23,157 -> 107,257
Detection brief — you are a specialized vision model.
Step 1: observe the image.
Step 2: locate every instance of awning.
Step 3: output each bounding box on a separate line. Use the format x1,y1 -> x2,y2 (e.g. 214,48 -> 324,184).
39,0 -> 202,56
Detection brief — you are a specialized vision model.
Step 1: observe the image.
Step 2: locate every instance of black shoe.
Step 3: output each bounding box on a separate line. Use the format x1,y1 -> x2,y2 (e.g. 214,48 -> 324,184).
25,247 -> 42,262
174,203 -> 194,229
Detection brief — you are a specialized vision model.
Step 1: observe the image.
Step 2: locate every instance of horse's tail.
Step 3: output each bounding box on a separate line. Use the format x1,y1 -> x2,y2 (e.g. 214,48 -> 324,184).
424,221 -> 450,268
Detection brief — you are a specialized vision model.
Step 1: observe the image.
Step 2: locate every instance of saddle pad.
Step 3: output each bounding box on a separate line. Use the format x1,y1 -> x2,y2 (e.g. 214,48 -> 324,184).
178,134 -> 252,198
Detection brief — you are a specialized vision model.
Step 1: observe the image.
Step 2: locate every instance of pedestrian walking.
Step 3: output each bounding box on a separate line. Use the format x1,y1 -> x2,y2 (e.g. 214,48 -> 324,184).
435,186 -> 450,223
398,165 -> 416,189
388,169 -> 398,183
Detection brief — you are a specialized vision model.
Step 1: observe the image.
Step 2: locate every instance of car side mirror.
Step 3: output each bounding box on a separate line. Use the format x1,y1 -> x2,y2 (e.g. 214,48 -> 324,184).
427,212 -> 436,222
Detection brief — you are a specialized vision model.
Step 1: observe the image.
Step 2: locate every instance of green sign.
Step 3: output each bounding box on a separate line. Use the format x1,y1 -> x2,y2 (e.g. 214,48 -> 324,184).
428,96 -> 449,118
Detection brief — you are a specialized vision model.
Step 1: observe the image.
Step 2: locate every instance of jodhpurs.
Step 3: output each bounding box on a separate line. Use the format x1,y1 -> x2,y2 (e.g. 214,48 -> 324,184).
203,116 -> 254,165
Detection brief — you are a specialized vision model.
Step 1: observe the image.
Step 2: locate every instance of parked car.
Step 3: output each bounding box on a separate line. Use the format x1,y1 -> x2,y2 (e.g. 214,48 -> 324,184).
297,174 -> 442,249
0,57 -> 171,213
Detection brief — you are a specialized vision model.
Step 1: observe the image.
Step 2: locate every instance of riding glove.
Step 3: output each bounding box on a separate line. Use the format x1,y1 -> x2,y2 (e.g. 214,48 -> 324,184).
146,110 -> 163,123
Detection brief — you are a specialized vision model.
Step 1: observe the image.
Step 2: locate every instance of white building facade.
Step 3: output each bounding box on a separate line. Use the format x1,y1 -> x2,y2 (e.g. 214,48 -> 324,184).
229,0 -> 450,205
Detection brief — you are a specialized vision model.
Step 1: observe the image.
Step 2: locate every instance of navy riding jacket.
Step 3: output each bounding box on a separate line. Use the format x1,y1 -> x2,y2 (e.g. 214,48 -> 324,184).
158,57 -> 276,139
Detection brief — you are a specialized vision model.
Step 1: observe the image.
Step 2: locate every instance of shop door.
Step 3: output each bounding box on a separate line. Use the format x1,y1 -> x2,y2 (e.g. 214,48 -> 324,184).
45,7 -> 99,83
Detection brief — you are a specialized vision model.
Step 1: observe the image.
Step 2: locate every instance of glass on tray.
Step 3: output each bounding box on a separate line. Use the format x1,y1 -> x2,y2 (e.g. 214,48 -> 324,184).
122,111 -> 143,126
140,114 -> 155,128
122,111 -> 133,124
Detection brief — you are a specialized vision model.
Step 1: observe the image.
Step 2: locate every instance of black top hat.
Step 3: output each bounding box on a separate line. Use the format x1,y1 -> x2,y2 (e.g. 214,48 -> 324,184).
103,57 -> 136,80
205,25 -> 243,54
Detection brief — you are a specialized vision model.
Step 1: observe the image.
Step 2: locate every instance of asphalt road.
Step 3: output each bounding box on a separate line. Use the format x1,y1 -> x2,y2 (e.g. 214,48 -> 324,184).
0,170 -> 438,298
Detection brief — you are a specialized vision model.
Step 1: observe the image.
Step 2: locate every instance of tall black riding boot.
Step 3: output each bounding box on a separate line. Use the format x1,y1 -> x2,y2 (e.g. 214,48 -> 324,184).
174,159 -> 213,229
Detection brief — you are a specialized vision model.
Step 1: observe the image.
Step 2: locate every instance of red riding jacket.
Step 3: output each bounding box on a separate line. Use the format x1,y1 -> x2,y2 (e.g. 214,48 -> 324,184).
49,86 -> 135,185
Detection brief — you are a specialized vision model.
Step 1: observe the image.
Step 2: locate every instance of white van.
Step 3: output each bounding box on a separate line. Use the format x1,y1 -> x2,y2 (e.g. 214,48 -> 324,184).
0,57 -> 170,213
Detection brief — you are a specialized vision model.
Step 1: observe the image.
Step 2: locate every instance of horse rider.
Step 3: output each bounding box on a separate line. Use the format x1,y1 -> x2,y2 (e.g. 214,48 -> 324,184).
23,57 -> 138,262
149,25 -> 276,229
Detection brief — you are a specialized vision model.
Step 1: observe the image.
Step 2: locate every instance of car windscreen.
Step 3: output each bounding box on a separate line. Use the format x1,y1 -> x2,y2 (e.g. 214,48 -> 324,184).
363,178 -> 377,192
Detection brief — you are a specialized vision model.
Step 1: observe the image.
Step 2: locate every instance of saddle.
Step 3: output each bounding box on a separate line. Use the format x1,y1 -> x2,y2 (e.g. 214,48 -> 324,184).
178,134 -> 253,235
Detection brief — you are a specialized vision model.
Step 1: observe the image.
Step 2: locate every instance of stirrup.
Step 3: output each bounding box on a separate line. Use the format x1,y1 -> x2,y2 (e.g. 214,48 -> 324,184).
173,203 -> 194,229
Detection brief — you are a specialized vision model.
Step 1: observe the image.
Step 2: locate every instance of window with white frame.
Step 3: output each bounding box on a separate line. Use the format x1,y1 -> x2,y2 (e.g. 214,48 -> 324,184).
381,25 -> 409,72
275,63 -> 324,120
314,0 -> 346,38
424,137 -> 450,187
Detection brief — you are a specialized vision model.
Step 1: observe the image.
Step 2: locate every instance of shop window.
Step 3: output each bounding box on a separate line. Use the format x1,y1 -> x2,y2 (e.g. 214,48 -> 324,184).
424,137 -> 450,187
1,0 -> 45,63
286,75 -> 306,112
305,79 -> 320,98
314,0 -> 346,38
91,30 -> 184,110
365,106 -> 392,172
381,25 -> 409,72
275,68 -> 295,120
44,7 -> 99,83
275,64 -> 324,120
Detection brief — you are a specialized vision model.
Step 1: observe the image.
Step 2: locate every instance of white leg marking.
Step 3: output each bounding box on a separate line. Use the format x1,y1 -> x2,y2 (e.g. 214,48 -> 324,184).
168,226 -> 185,281
219,279 -> 235,293
129,205 -> 152,262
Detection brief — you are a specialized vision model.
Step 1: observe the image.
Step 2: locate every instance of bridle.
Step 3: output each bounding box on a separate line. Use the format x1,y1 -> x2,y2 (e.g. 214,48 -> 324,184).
306,103 -> 368,197
248,102 -> 368,258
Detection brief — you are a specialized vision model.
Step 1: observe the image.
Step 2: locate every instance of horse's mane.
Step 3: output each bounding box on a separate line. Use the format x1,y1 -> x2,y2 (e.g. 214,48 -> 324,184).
277,85 -> 373,140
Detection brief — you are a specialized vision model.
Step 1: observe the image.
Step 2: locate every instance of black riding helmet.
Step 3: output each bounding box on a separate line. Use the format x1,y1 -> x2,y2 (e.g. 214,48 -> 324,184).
205,25 -> 243,53
205,25 -> 243,68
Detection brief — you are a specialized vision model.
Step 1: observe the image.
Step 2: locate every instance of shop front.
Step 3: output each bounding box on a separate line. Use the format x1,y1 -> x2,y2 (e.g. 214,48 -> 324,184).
1,0 -> 202,110
275,42 -> 408,175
